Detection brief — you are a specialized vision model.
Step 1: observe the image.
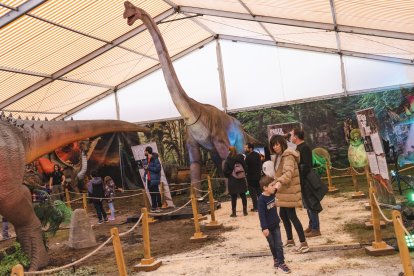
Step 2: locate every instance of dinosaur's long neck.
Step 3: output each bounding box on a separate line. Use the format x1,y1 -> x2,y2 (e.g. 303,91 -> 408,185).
20,120 -> 145,163
141,11 -> 199,124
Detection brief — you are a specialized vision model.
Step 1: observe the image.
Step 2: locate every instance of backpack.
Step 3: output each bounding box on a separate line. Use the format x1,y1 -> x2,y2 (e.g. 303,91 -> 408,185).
232,162 -> 246,179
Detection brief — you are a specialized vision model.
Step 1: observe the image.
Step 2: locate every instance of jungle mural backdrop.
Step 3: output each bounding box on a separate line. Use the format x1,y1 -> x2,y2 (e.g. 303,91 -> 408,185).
138,87 -> 414,179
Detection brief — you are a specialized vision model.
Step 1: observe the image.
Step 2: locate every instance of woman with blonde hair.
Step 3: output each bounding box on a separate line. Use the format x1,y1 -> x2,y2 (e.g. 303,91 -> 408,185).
223,146 -> 248,217
269,135 -> 309,253
104,176 -> 116,221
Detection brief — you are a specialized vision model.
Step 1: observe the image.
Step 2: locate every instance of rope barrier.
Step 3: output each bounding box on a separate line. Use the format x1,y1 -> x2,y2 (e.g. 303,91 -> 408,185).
372,193 -> 393,223
193,187 -> 209,193
397,217 -> 412,237
119,213 -> 144,237
149,199 -> 192,216
25,235 -> 114,275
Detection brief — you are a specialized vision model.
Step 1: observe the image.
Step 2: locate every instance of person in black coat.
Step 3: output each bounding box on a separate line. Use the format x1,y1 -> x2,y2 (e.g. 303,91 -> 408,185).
244,143 -> 262,212
223,146 -> 248,217
87,170 -> 108,224
291,128 -> 322,237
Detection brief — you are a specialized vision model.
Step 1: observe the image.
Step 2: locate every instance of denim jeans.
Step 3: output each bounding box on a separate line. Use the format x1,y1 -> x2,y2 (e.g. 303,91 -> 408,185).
2,218 -> 9,239
266,225 -> 284,264
307,209 -> 320,230
108,202 -> 115,219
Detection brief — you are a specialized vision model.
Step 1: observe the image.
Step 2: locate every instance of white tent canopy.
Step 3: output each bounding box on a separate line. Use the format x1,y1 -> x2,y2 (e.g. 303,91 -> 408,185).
1,0 -> 413,122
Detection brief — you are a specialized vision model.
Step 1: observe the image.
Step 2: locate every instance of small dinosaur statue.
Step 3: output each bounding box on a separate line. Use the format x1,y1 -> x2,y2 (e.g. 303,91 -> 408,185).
0,113 -> 148,271
123,2 -> 255,196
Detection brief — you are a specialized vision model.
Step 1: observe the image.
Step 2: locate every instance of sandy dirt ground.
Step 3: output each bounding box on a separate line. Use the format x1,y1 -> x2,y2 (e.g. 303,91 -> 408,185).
138,195 -> 404,276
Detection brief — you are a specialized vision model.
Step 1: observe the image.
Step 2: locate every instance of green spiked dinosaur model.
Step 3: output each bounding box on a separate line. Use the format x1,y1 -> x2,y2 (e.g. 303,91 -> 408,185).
0,113 -> 147,271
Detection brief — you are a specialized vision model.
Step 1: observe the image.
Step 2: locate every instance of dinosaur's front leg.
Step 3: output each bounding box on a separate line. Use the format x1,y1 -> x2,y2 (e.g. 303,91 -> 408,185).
0,142 -> 48,271
186,132 -> 203,199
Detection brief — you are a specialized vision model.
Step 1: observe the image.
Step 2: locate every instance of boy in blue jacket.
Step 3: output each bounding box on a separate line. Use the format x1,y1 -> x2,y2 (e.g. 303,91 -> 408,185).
258,176 -> 291,274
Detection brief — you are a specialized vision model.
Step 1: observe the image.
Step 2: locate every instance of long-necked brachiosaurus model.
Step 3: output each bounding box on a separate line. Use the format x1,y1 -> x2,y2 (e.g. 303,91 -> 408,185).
123,2 -> 255,197
0,115 -> 148,271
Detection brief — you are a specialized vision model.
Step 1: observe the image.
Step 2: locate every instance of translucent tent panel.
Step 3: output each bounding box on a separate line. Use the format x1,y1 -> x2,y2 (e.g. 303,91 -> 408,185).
243,0 -> 333,24
118,41 -> 221,122
30,0 -> 170,42
277,47 -> 342,101
0,15 -> 105,75
170,0 -> 247,13
263,23 -> 337,49
221,40 -> 342,110
69,94 -> 117,121
118,70 -> 179,122
63,47 -> 158,86
220,40 -> 284,110
0,71 -> 42,103
335,0 -> 414,34
6,80 -> 107,119
0,6 -> 9,17
197,15 -> 270,41
344,56 -> 414,92
340,33 -> 414,60
121,13 -> 212,59
1,0 -> 27,8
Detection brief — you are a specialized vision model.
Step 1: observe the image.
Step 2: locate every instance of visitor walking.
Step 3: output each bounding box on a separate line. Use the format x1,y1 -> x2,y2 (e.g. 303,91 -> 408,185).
104,176 -> 116,221
269,135 -> 309,253
143,146 -> 162,212
223,146 -> 248,217
244,143 -> 262,211
87,171 -> 108,224
291,128 -> 324,237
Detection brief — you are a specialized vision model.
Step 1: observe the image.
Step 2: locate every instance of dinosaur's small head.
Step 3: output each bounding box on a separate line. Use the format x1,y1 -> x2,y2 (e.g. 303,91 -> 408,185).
123,1 -> 143,26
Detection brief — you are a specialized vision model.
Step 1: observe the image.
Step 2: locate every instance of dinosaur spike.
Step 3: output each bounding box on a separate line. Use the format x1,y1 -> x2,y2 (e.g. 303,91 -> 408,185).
8,113 -> 12,118
45,117 -> 48,121
40,124 -> 43,128
25,116 -> 29,120
32,116 -> 35,121
71,117 -> 74,120
18,115 -> 21,119
20,123 -> 25,128
37,118 -> 40,121
31,123 -> 35,128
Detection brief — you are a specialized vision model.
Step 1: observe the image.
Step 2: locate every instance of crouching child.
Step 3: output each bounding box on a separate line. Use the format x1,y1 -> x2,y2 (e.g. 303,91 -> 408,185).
258,176 -> 291,274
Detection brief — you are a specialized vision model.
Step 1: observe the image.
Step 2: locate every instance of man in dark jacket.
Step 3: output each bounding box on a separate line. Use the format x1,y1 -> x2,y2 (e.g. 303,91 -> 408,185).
87,170 -> 108,224
244,143 -> 262,212
291,128 -> 322,237
143,146 -> 162,212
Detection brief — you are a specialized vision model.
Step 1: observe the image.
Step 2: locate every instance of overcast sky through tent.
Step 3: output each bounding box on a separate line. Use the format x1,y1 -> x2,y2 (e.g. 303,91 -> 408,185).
69,40 -> 414,123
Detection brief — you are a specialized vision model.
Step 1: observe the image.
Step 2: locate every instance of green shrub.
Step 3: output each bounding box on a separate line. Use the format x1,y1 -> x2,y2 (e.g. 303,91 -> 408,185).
0,243 -> 30,275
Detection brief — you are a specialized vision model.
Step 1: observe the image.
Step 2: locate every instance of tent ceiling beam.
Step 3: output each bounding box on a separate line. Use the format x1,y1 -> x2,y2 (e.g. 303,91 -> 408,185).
0,66 -> 114,89
218,34 -> 414,65
0,0 -> 46,28
0,8 -> 176,110
55,35 -> 216,121
0,109 -> 61,115
179,6 -> 414,41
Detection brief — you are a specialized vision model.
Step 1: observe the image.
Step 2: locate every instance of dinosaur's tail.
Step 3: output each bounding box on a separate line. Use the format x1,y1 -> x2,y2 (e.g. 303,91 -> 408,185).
18,119 -> 148,163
